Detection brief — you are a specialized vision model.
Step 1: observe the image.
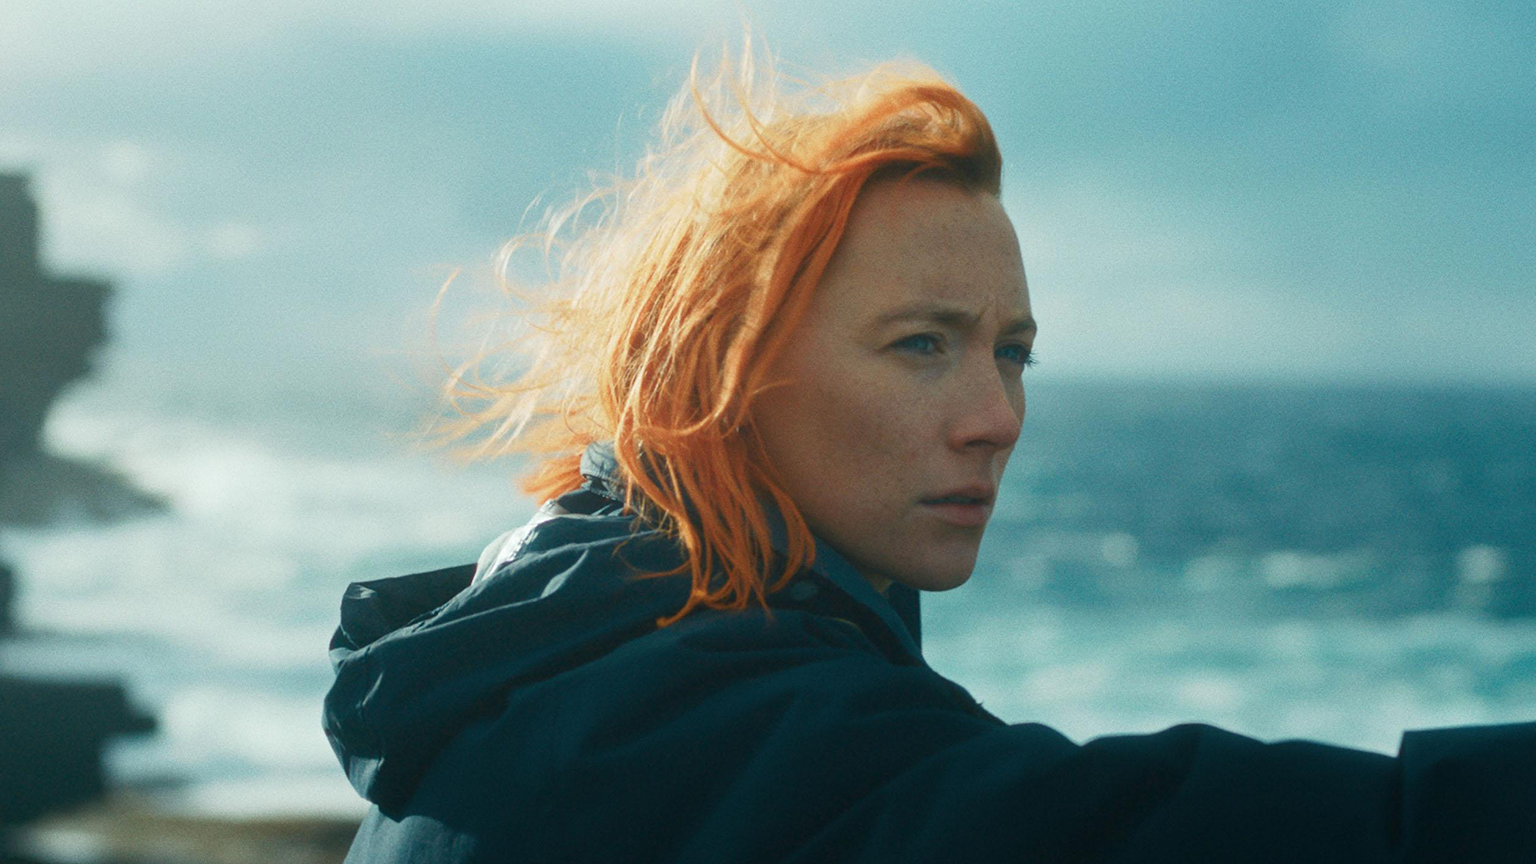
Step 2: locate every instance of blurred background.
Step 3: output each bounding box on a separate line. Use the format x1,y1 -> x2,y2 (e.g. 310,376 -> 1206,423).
1,1 -> 1532,861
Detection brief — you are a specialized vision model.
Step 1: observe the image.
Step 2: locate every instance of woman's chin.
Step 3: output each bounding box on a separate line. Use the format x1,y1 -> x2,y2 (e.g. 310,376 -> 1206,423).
842,538 -> 980,594
888,561 -> 975,593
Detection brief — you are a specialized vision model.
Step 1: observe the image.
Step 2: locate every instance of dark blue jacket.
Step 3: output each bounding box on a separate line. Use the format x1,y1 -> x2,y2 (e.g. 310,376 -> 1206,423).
324,443 -> 1536,862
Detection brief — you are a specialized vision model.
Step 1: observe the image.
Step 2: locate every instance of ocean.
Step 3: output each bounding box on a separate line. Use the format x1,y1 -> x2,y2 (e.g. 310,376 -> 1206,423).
2,375 -> 1532,818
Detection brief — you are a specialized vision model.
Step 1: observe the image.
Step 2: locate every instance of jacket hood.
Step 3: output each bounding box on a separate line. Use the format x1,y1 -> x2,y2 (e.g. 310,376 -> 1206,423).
323,442 -> 924,810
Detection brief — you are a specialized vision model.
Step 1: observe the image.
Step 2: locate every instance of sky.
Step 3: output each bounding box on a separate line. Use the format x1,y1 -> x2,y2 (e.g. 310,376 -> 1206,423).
3,0 -> 1533,400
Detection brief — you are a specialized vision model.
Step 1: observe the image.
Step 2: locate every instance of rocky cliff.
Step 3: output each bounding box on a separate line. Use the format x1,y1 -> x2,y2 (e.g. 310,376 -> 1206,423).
0,172 -> 162,526
0,173 -> 110,460
0,172 -> 161,848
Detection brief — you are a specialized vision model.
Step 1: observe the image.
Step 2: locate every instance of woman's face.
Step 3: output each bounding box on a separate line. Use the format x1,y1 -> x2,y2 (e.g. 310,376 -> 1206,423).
752,178 -> 1034,594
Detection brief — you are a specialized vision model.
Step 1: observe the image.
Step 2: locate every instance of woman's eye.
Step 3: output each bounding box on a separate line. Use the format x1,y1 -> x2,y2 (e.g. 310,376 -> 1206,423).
893,333 -> 943,355
996,343 -> 1037,368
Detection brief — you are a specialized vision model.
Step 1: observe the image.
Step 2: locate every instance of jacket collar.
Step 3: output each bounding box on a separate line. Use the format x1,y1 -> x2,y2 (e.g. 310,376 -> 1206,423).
579,441 -> 924,663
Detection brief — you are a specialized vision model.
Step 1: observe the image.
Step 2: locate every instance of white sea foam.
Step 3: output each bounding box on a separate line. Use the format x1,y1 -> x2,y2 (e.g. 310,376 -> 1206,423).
149,686 -> 338,769
923,599 -> 1536,756
2,388 -> 535,817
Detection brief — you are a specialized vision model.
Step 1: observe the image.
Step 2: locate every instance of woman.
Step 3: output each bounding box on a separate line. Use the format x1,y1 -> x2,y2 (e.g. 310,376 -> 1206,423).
323,51 -> 1533,862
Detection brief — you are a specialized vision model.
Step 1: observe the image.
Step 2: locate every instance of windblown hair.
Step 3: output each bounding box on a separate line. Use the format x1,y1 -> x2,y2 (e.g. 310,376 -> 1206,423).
436,45 -> 1002,627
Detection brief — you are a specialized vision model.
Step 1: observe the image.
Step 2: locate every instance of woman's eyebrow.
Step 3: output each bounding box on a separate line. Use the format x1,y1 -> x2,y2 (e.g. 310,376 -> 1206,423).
1002,316 -> 1038,337
869,302 -> 1037,336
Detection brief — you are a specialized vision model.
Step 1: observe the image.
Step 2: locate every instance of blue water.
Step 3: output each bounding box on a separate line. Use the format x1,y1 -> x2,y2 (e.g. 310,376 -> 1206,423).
975,381 -> 1535,616
1,376 -> 1532,817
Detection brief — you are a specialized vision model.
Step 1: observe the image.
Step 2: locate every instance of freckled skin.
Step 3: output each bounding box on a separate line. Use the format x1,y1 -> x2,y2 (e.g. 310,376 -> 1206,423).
751,179 -> 1034,595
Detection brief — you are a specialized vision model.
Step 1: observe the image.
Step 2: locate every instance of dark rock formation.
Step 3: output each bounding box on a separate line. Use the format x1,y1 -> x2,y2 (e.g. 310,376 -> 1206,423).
0,453 -> 165,526
0,676 -> 155,828
0,173 -> 162,846
0,172 -> 163,523
0,173 -> 108,461
0,561 -> 12,633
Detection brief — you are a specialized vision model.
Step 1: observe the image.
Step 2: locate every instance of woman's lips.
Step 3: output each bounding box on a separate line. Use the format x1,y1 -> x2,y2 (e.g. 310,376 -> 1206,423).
919,500 -> 992,527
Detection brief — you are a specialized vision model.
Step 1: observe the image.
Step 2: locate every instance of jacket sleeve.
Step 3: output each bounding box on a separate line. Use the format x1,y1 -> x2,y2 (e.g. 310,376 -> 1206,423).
764,650 -> 1536,864
370,609 -> 1535,864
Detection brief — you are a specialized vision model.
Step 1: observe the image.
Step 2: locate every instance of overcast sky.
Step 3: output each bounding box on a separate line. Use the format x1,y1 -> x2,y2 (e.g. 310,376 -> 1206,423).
4,0 -> 1532,398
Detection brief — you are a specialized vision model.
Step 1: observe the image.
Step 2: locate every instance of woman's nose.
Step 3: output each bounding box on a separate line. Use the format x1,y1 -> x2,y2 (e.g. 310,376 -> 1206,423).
950,365 -> 1024,452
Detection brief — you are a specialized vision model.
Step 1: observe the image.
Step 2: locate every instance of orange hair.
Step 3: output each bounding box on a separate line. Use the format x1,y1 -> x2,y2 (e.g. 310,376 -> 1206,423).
435,44 -> 1002,627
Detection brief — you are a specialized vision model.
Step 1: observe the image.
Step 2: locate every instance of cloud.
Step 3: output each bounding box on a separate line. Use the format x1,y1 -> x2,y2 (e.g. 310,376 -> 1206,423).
1328,0 -> 1535,111
0,0 -> 737,84
205,222 -> 265,260
2,1 -> 1530,386
97,140 -> 155,186
15,139 -> 196,277
1008,182 -> 1242,289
